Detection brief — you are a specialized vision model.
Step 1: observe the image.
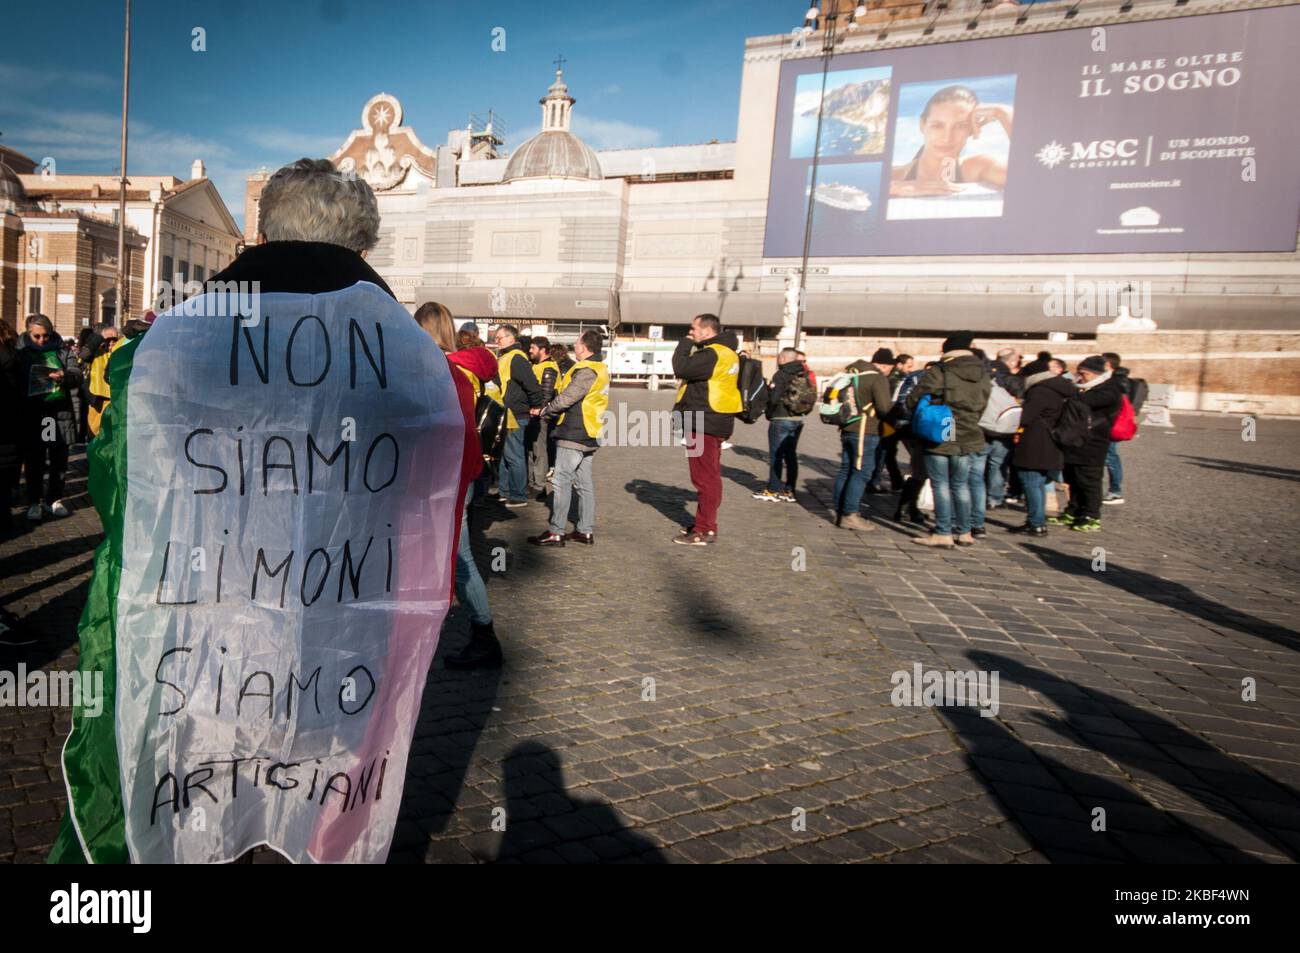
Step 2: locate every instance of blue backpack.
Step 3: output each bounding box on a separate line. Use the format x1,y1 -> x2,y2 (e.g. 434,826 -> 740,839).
911,364 -> 955,445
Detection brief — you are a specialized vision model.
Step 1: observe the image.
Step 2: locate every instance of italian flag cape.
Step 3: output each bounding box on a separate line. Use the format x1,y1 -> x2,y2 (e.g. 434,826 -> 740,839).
49,281 -> 465,863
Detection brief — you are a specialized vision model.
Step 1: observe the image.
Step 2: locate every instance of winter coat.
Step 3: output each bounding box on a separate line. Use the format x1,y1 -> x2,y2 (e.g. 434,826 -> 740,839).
766,360 -> 810,420
672,329 -> 740,439
1064,374 -> 1123,466
1012,372 -> 1076,472
18,333 -> 82,447
842,359 -> 893,436
904,350 -> 991,456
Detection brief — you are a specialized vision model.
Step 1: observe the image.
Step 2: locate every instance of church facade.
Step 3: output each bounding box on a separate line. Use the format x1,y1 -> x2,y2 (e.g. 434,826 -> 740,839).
301,69 -> 766,343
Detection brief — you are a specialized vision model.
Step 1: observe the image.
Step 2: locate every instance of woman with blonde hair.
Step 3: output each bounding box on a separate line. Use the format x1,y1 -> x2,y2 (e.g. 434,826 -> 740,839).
414,300 -> 457,352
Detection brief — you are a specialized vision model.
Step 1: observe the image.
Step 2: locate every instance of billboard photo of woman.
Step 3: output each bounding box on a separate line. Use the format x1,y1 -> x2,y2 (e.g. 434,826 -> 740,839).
886,76 -> 1016,220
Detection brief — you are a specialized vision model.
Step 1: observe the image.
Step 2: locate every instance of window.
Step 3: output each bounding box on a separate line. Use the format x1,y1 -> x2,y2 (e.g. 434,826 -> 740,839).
193,265 -> 205,283
162,255 -> 174,284
178,261 -> 189,284
26,286 -> 42,315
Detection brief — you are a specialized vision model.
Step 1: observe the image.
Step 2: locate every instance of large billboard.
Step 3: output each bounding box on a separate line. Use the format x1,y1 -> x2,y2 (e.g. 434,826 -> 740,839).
762,6 -> 1300,257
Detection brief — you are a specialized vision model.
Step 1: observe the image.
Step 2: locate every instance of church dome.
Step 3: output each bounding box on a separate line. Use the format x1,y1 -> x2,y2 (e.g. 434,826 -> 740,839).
0,158 -> 28,213
502,66 -> 603,183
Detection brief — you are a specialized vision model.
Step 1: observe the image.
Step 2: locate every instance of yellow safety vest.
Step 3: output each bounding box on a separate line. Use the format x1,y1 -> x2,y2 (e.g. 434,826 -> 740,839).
533,359 -> 559,384
456,364 -> 482,399
87,339 -> 123,437
558,359 -> 610,440
497,348 -> 530,430
675,342 -> 741,414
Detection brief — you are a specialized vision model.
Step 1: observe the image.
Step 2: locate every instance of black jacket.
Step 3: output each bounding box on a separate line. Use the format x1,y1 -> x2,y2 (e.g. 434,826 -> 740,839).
766,360 -> 809,420
904,350 -> 991,455
207,240 -> 396,297
535,362 -> 559,405
672,330 -> 739,439
0,342 -> 25,469
1064,375 -> 1123,466
1012,372 -> 1075,472
496,344 -> 542,422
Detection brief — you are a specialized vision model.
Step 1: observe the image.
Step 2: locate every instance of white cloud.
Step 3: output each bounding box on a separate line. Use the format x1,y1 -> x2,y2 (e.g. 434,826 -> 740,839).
0,62 -> 115,93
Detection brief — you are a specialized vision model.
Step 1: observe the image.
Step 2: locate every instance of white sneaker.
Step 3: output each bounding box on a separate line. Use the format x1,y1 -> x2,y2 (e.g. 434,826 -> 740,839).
49,500 -> 70,518
26,504 -> 42,522
721,441 -> 733,450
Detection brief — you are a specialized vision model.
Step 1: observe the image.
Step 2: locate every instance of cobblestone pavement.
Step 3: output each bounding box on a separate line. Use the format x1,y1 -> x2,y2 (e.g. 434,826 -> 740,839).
3,390 -> 1299,863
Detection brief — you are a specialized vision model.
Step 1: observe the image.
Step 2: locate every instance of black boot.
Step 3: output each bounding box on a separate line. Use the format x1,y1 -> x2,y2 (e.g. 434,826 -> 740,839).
444,621 -> 504,670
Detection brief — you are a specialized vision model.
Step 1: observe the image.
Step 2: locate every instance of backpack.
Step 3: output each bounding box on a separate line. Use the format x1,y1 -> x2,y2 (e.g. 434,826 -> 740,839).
978,382 -> 1022,435
911,364 -> 955,445
735,355 -> 769,424
475,393 -> 506,461
819,372 -> 863,426
1051,396 -> 1093,449
782,371 -> 818,416
1110,395 -> 1138,441
1128,377 -> 1149,414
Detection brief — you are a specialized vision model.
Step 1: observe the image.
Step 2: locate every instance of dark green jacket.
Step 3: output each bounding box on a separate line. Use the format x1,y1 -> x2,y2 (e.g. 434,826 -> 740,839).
904,350 -> 991,455
844,360 -> 893,436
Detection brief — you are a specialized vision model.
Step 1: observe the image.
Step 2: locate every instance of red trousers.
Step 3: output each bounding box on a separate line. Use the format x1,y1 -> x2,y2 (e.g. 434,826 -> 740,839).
685,433 -> 723,534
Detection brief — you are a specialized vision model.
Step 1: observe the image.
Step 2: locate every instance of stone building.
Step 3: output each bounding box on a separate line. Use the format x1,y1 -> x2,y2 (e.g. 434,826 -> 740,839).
19,158 -> 241,315
2,146 -> 147,337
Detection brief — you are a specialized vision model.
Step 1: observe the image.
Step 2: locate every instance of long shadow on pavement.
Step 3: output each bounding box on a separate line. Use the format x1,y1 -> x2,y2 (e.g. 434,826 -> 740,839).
1174,456 -> 1300,483
389,496 -> 522,863
625,478 -> 694,531
495,740 -> 666,863
1022,543 -> 1300,653
968,649 -> 1300,861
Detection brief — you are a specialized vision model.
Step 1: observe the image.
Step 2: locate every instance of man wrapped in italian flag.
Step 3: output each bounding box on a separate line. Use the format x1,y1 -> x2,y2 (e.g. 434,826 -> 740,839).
49,160 -> 479,863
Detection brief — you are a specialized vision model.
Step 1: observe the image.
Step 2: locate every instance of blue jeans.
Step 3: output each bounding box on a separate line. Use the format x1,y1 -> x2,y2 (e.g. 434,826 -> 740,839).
549,446 -> 595,534
833,430 -> 879,516
454,506 -> 491,625
501,425 -> 528,502
766,419 -> 803,492
1018,468 -> 1050,528
1106,442 -> 1123,494
924,452 -> 974,536
968,443 -> 990,530
986,437 -> 1011,505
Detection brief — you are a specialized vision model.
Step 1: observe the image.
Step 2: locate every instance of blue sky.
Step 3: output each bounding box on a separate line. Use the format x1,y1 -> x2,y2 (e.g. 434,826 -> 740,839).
1,0 -> 800,229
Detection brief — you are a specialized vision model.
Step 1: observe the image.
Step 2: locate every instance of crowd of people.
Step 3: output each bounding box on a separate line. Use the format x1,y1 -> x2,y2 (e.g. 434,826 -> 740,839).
740,333 -> 1143,546
0,312 -> 154,535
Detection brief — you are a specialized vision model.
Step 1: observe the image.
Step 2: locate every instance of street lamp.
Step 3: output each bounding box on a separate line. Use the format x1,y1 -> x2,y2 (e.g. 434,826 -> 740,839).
791,0 -> 863,350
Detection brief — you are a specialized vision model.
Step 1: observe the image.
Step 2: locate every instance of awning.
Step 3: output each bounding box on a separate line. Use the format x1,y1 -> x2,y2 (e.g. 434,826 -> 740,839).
618,292 -> 782,327
414,286 -> 617,324
799,293 -> 1300,332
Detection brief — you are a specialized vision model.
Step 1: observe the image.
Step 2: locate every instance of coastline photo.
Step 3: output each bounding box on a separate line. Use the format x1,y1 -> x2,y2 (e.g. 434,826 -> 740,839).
790,66 -> 893,159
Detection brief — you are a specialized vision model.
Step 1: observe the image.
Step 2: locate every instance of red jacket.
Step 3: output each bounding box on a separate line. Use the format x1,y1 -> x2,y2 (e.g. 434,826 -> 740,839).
445,347 -> 497,486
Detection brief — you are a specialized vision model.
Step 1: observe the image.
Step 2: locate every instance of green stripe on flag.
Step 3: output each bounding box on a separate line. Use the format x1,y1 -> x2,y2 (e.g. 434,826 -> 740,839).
48,335 -> 140,864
